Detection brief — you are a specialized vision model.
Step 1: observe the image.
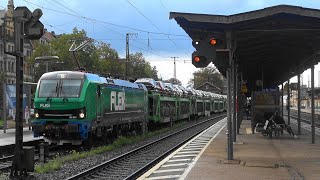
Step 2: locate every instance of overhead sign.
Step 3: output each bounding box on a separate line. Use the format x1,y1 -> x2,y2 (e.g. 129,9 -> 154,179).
241,84 -> 248,93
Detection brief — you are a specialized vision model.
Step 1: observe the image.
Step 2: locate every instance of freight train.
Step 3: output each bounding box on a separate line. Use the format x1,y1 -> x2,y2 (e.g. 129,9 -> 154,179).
31,71 -> 226,145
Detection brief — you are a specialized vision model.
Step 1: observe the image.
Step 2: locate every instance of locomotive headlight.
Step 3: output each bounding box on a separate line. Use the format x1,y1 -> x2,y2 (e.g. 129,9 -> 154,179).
79,112 -> 85,118
35,113 -> 39,118
78,108 -> 86,119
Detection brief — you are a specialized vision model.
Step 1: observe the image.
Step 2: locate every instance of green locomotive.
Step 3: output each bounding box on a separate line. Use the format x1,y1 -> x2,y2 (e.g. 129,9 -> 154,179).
32,71 -> 147,145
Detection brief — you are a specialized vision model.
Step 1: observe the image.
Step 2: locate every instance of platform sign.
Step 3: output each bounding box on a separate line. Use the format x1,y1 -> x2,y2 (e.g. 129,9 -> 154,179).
5,84 -> 30,120
241,84 -> 248,93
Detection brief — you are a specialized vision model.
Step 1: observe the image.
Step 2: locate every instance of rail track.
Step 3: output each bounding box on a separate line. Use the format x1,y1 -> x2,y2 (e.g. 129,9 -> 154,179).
0,144 -> 71,172
0,140 -> 45,172
67,114 -> 226,180
285,109 -> 320,127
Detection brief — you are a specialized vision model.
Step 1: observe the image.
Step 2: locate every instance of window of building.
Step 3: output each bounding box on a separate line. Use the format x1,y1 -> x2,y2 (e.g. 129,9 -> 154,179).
8,62 -> 10,72
12,62 -> 15,72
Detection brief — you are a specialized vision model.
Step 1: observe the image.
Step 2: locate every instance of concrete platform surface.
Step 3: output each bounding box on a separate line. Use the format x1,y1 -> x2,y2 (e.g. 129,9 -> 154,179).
0,127 -> 42,146
184,120 -> 320,180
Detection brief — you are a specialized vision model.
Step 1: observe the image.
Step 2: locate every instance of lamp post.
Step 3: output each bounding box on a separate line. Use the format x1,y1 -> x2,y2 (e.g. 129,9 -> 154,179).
35,56 -> 60,73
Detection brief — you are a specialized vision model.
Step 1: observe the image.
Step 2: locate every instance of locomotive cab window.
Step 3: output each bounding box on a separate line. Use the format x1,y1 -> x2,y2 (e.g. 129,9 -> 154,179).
60,79 -> 82,98
38,79 -> 59,98
38,79 -> 83,98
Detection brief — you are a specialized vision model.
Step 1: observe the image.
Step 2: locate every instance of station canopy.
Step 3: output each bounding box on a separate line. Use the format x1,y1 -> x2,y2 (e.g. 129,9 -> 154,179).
170,5 -> 320,92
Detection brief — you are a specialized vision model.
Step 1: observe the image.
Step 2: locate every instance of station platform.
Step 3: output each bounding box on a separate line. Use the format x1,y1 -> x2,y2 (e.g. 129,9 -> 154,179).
182,119 -> 320,180
0,127 -> 42,146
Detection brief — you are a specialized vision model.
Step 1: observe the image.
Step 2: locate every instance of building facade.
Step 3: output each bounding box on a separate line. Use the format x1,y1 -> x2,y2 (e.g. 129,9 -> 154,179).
196,82 -> 223,94
0,0 -> 33,84
0,0 -> 56,84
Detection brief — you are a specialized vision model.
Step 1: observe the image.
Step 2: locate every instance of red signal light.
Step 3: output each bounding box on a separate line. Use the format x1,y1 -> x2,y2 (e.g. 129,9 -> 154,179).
194,56 -> 200,63
209,38 -> 217,46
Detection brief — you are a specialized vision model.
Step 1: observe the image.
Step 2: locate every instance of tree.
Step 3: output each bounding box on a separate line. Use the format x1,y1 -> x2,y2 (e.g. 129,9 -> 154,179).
188,66 -> 225,89
93,42 -> 123,76
28,28 -> 98,81
128,52 -> 159,80
164,78 -> 182,85
27,27 -> 159,82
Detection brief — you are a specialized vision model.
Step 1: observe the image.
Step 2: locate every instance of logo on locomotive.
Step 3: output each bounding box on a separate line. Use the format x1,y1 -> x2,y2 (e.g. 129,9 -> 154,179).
40,103 -> 50,108
110,91 -> 125,111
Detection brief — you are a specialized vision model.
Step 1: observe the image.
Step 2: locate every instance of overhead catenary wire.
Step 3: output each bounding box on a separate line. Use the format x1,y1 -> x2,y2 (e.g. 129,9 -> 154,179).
23,0 -> 188,37
125,0 -> 193,55
160,0 -> 169,12
25,0 -> 173,58
24,0 -> 68,34
49,1 -> 162,57
21,0 -> 191,59
126,0 -> 177,47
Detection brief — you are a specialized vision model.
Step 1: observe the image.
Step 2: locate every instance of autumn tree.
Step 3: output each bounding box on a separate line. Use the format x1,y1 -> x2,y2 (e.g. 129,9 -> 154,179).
188,66 -> 225,89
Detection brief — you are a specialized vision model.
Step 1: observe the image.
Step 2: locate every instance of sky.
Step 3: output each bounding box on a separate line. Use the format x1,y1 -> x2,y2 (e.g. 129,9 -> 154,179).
2,0 -> 320,86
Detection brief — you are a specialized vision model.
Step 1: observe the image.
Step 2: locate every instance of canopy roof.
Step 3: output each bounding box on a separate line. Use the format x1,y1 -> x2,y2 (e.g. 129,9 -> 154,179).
170,5 -> 320,91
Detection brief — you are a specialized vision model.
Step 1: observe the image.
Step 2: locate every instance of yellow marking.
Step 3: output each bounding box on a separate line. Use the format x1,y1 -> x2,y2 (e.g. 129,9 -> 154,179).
246,128 -> 253,134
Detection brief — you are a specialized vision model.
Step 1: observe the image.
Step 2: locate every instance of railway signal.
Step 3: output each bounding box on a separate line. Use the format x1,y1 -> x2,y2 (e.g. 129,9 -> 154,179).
14,7 -> 44,40
11,6 -> 44,176
192,52 -> 210,68
191,36 -> 217,68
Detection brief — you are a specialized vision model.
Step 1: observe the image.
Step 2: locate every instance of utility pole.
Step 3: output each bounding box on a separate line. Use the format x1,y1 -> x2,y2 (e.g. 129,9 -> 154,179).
126,33 -> 129,77
171,56 -> 179,79
126,33 -> 138,78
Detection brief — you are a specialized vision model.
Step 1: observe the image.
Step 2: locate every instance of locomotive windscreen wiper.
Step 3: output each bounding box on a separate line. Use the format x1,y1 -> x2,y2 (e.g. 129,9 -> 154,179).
59,81 -> 69,102
46,81 -> 59,101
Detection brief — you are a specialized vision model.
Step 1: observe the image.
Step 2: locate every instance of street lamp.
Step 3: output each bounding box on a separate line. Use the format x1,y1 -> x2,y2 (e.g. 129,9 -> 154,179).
35,56 -> 60,72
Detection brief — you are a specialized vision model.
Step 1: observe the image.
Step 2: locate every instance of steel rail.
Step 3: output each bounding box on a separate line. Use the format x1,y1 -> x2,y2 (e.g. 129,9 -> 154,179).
67,114 -> 226,180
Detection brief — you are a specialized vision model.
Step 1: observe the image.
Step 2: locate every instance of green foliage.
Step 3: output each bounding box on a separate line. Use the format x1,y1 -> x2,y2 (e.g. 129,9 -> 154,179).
127,52 -> 159,80
28,27 -> 158,82
0,119 -> 3,127
93,41 -> 122,76
189,66 -> 225,89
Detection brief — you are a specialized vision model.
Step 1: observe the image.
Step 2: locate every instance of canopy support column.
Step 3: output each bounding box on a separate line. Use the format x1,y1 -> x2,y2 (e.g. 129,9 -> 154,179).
311,64 -> 315,144
287,79 -> 290,125
226,31 -> 233,160
297,72 -> 301,135
233,59 -> 237,142
281,84 -> 284,118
